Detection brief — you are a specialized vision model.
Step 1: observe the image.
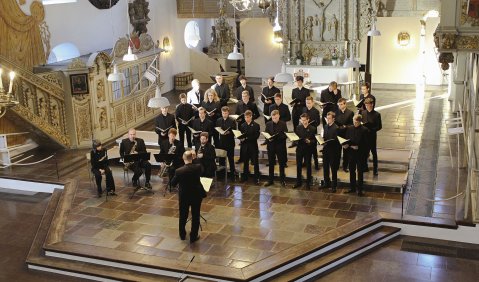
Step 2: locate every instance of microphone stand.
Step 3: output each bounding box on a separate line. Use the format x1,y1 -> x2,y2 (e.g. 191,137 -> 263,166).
178,255 -> 195,282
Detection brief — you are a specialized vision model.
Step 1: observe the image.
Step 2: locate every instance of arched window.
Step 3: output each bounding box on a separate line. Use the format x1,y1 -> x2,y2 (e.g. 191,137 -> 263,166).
48,42 -> 80,63
184,20 -> 201,49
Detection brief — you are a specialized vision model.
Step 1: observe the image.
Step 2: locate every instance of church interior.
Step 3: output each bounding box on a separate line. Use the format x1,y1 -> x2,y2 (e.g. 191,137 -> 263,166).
1,0 -> 479,281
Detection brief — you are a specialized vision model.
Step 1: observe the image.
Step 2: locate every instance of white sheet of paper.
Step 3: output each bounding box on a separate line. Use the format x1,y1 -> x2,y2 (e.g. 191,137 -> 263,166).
337,136 -> 349,144
188,126 -> 200,134
230,114 -> 239,120
316,135 -> 325,145
215,127 -> 228,135
261,132 -> 272,139
263,114 -> 271,120
285,132 -> 300,142
228,98 -> 239,103
232,130 -> 243,138
200,177 -> 213,192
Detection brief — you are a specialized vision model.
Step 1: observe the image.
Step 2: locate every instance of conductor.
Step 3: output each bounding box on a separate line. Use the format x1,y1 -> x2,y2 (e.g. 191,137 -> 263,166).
171,151 -> 206,243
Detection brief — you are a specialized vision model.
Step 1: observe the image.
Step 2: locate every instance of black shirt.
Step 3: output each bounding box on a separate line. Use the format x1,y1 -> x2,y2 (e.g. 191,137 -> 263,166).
320,88 -> 342,114
291,87 -> 310,109
155,113 -> 177,140
269,103 -> 291,122
160,139 -> 185,168
303,106 -> 321,128
296,124 -> 316,150
90,149 -> 109,170
214,83 -> 230,106
235,101 -> 260,120
265,120 -> 288,147
215,117 -> 237,149
360,109 -> 382,134
335,108 -> 354,128
175,103 -> 195,125
261,86 -> 280,113
359,93 -> 376,110
235,85 -> 255,102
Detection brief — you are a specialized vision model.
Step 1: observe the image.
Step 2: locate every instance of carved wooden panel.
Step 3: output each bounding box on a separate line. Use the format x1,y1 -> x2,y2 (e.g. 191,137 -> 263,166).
125,102 -> 134,124
114,105 -> 125,129
74,100 -> 92,144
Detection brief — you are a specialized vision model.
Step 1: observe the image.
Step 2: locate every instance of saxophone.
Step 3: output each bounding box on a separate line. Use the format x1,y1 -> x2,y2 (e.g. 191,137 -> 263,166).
124,140 -> 137,171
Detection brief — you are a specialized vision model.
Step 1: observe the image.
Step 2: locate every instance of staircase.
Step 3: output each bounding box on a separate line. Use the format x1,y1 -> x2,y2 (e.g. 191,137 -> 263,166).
0,54 -> 70,148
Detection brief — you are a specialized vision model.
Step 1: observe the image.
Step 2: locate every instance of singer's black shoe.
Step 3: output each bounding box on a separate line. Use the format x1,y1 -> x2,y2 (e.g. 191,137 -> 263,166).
108,191 -> 117,196
97,192 -> 103,198
132,179 -> 139,187
180,235 -> 186,241
280,180 -> 286,187
319,181 -> 331,189
190,235 -> 200,243
288,143 -> 297,148
293,182 -> 302,189
145,182 -> 152,189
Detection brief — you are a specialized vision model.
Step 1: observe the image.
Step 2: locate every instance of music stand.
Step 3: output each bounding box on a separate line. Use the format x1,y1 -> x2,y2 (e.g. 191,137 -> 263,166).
154,153 -> 177,196
124,153 -> 154,199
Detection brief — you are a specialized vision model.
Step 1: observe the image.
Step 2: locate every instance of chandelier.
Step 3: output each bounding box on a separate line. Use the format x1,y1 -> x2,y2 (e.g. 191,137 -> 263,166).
0,69 -> 18,119
230,0 -> 255,12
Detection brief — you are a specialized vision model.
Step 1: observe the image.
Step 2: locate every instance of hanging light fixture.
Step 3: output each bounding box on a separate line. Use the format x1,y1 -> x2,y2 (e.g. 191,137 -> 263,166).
367,17 -> 381,36
107,64 -> 126,82
147,86 -> 170,108
123,0 -> 138,62
273,30 -> 283,43
0,69 -> 19,119
228,5 -> 244,60
258,0 -> 271,13
274,63 -> 294,83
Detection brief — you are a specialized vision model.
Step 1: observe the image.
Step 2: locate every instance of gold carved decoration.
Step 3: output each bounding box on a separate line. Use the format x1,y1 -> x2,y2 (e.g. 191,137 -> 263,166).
113,33 -> 155,58
0,0 -> 46,69
456,35 -> 479,49
98,106 -> 108,130
12,104 -> 70,147
135,99 -> 143,117
38,72 -> 63,88
441,33 -> 457,50
438,53 -> 454,71
68,58 -> 87,70
115,106 -> 125,128
74,99 -> 92,144
96,79 -> 106,102
126,103 -> 134,123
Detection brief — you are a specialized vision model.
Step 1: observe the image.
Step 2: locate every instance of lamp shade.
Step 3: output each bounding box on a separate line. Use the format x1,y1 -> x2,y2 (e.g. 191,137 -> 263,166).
107,65 -> 126,82
274,72 -> 294,83
367,21 -> 381,37
227,45 -> 244,60
123,46 -> 138,61
147,86 -> 170,108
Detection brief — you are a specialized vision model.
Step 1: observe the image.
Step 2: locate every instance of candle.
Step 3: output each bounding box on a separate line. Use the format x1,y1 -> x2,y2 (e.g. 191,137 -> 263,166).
0,68 -> 3,89
288,40 -> 291,50
344,40 -> 348,50
8,71 -> 15,94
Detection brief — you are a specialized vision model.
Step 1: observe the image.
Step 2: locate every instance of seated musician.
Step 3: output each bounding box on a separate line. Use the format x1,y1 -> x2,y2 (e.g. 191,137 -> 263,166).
159,128 -> 185,185
119,128 -> 152,189
90,139 -> 116,198
195,132 -> 217,178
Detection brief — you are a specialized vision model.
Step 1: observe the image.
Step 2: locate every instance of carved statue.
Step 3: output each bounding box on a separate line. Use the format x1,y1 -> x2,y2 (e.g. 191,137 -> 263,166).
99,107 -> 108,130
51,103 -> 60,127
331,14 -> 338,41
313,0 -> 333,41
38,97 -> 47,118
96,79 -> 105,103
305,16 -> 314,41
128,0 -> 150,35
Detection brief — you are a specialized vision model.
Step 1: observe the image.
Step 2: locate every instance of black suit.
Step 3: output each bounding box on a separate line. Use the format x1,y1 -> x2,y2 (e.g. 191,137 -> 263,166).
322,123 -> 341,187
295,124 -> 316,185
120,138 -> 152,183
320,89 -> 342,117
344,125 -> 369,193
269,103 -> 291,123
303,106 -> 321,168
291,87 -> 310,129
191,118 -> 213,149
171,163 -> 205,241
335,108 -> 354,170
155,113 -> 177,144
235,100 -> 260,124
240,121 -> 260,181
214,83 -> 230,107
261,86 -> 280,122
216,117 -> 237,174
358,93 -> 376,111
265,120 -> 288,182
160,139 -> 185,185
360,109 -> 382,173
90,149 -> 115,195
235,85 -> 255,102
175,103 -> 195,148
196,143 -> 217,178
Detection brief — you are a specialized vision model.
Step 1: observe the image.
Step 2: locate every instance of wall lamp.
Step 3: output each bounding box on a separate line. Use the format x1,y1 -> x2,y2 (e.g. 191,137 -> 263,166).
163,36 -> 172,52
398,32 -> 410,47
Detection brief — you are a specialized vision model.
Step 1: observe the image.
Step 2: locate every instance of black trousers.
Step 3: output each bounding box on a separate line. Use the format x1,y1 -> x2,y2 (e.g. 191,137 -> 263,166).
242,147 -> 260,180
292,107 -> 301,130
179,196 -> 203,240
348,149 -> 364,192
267,146 -> 287,182
92,167 -> 115,194
323,149 -> 339,186
178,124 -> 192,148
364,133 -> 378,172
130,161 -> 151,182
296,148 -> 312,184
339,147 -> 349,170
218,146 -> 235,174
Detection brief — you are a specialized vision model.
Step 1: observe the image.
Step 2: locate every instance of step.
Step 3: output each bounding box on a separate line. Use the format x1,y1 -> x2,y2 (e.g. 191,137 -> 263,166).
26,185 -> 177,282
270,225 -> 401,282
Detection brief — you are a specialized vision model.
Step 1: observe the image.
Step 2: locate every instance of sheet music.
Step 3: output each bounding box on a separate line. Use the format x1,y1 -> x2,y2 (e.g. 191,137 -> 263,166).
232,130 -> 243,138
316,135 -> 325,145
215,127 -> 230,135
261,132 -> 273,140
263,114 -> 271,120
188,126 -> 201,134
285,132 -> 300,142
337,136 -> 350,144
228,98 -> 239,103
200,177 -> 213,192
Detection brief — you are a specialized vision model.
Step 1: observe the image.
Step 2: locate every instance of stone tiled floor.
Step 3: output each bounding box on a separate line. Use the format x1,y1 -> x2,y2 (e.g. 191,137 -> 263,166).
65,173 -> 403,269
